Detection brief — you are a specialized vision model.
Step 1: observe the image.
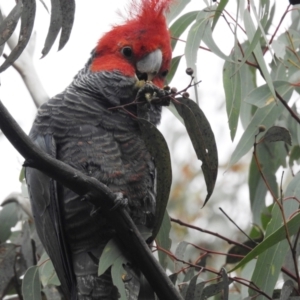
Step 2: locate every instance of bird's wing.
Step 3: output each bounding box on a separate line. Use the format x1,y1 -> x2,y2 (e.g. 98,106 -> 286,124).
25,134 -> 77,299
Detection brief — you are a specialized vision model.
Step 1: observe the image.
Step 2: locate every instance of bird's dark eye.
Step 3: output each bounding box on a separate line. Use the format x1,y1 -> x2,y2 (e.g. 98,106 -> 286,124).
121,47 -> 133,58
161,70 -> 168,77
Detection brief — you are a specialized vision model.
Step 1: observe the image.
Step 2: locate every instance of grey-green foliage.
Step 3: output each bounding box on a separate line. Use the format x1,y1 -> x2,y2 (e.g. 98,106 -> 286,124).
168,0 -> 300,299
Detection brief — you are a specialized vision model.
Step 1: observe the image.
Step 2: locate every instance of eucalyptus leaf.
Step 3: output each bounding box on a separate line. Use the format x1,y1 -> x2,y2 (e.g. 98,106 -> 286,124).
245,81 -> 293,108
138,118 -> 172,240
167,0 -> 191,24
243,9 -> 276,100
260,126 -> 292,145
38,252 -> 60,287
22,265 -> 42,300
170,11 -> 199,50
185,10 -> 209,77
223,54 -> 242,140
58,0 -> 75,51
0,202 -> 19,243
0,0 -> 23,47
167,55 -> 183,84
231,172 -> 300,298
200,279 -> 232,299
175,241 -> 189,272
280,280 -> 294,300
229,101 -> 285,167
42,0 -> 62,57
111,256 -> 128,300
0,0 -> 36,72
156,211 -> 172,270
173,97 -> 218,205
185,273 -> 198,300
0,244 -> 17,298
98,238 -> 123,276
212,0 -> 229,30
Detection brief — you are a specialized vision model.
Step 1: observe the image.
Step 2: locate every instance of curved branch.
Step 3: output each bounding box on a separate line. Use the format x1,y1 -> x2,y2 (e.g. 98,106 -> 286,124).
0,100 -> 183,300
5,31 -> 49,108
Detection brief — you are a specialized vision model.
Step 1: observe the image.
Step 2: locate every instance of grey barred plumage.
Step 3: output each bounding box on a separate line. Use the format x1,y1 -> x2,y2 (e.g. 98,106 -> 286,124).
26,0 -> 173,298
26,66 -> 161,299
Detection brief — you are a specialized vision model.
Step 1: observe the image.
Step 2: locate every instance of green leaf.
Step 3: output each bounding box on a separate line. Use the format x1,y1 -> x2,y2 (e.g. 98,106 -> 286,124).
166,55 -> 183,84
111,257 -> 128,300
212,0 -> 229,30
167,0 -> 191,24
236,18 -> 262,73
58,0 -> 75,51
185,10 -> 209,76
280,280 -> 294,300
239,52 -> 257,130
173,98 -> 218,205
226,239 -> 259,265
245,81 -> 293,108
230,211 -> 300,272
98,238 -> 123,276
248,141 -> 287,225
184,273 -> 198,300
194,282 -> 205,299
230,172 -> 300,298
249,1 -> 273,59
243,9 -> 276,100
20,221 -> 34,269
229,101 -> 285,167
0,202 -> 19,243
201,279 -> 232,299
261,204 -> 274,231
0,0 -> 36,72
138,118 -> 172,240
0,243 -> 17,297
170,11 -> 199,50
38,252 -> 60,287
202,17 -> 230,61
156,211 -> 172,270
0,0 -> 23,47
175,241 -> 189,272
42,0 -> 62,56
223,54 -> 242,140
22,266 -> 42,300
260,126 -> 292,145
220,268 -> 229,299
289,145 -> 300,167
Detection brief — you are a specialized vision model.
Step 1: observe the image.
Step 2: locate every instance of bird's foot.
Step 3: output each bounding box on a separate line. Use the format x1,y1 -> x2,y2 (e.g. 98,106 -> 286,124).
109,192 -> 128,212
136,82 -> 171,107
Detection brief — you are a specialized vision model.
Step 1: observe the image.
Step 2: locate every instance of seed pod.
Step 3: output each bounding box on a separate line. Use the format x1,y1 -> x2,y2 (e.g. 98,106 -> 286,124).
182,92 -> 189,98
186,68 -> 194,76
258,125 -> 266,132
171,87 -> 177,94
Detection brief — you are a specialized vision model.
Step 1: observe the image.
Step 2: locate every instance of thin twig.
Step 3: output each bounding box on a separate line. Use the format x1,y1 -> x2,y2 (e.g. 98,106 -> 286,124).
170,217 -> 253,250
263,5 -> 292,55
219,207 -> 257,244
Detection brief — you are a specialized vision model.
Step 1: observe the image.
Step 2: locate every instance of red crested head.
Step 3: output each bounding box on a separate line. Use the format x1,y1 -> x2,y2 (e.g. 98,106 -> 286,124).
91,0 -> 173,88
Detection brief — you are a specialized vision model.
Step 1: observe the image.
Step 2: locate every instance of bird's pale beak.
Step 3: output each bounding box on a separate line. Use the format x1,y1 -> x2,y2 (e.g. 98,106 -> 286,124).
136,49 -> 162,81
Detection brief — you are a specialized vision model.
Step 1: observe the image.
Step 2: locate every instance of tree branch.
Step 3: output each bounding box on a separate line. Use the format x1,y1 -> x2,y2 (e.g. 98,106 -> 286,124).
4,31 -> 49,108
0,100 -> 183,300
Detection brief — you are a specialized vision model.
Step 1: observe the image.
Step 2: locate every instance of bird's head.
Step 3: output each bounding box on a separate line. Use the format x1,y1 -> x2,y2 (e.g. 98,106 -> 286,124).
90,0 -> 172,88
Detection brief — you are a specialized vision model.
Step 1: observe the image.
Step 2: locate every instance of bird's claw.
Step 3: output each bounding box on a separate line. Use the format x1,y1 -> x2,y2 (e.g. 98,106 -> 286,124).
137,82 -> 170,107
109,192 -> 128,212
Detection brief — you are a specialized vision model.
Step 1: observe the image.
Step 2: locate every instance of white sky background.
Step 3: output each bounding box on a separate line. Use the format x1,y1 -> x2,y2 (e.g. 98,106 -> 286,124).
0,0 -> 291,230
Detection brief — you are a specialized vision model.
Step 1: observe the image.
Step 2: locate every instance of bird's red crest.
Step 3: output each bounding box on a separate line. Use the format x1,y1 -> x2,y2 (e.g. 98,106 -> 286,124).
125,0 -> 173,23
91,0 -> 173,87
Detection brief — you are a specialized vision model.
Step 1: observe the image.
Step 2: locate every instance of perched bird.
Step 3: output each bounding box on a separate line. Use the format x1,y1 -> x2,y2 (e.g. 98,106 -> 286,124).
25,0 -> 172,299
